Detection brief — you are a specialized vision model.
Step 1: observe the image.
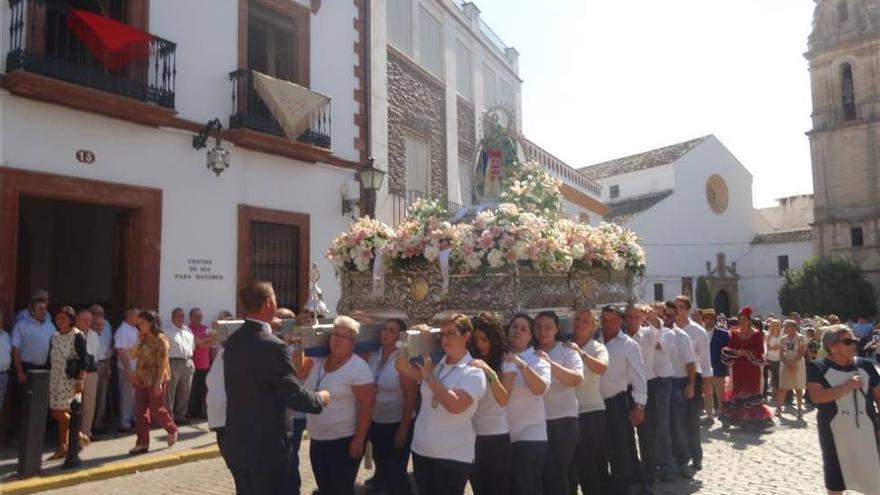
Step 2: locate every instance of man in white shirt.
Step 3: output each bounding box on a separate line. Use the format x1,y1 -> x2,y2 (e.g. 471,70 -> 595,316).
164,307 -> 195,423
667,301 -> 697,478
115,308 -> 140,430
598,304 -> 647,495
78,309 -> 101,440
89,305 -> 113,433
674,295 -> 712,472
624,303 -> 661,495
649,304 -> 677,481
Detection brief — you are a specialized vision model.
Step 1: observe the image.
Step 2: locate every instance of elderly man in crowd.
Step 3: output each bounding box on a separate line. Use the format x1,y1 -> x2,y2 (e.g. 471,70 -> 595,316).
165,308 -> 195,424
88,305 -> 113,434
13,289 -> 49,325
115,308 -> 140,431
78,308 -> 101,440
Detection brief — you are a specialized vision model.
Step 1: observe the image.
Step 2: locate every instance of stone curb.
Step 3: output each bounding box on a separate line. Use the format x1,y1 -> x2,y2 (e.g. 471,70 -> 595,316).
0,445 -> 221,494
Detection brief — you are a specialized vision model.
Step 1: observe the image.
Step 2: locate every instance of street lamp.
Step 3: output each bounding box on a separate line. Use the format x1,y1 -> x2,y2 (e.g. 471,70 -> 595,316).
360,157 -> 386,217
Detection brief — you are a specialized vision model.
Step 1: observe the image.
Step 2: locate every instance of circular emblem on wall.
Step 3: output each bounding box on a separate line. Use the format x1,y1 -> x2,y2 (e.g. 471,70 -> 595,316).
705,174 -> 729,214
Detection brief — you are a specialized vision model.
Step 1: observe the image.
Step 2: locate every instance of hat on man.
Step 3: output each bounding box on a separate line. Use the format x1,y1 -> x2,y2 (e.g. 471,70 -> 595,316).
701,308 -> 716,318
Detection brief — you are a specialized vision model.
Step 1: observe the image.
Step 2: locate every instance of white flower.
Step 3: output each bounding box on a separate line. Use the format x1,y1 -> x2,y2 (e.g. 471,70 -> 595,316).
487,248 -> 505,268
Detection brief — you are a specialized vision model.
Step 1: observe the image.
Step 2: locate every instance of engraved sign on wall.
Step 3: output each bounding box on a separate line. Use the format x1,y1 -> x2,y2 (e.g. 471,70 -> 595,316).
174,258 -> 224,281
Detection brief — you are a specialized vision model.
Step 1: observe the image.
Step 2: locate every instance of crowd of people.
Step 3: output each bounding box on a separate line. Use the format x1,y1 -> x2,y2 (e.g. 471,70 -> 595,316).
1,283 -> 879,495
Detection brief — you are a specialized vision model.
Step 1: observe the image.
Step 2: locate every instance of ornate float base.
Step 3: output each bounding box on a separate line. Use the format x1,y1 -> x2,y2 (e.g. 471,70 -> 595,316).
337,266 -> 635,323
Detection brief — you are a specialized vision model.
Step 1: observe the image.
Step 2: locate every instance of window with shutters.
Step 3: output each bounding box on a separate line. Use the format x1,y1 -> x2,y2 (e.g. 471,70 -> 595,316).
777,255 -> 789,276
456,40 -> 473,101
653,283 -> 664,302
250,222 -> 300,311
237,205 -> 309,315
418,8 -> 443,78
405,133 -> 431,195
483,64 -> 497,107
388,0 -> 413,55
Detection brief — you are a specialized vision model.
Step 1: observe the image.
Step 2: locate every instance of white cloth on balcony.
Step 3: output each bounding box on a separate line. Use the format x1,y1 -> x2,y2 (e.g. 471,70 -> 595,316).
252,71 -> 329,142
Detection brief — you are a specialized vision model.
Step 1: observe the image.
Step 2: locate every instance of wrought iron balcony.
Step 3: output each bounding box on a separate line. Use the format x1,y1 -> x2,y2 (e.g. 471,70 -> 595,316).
6,0 -> 176,108
228,69 -> 332,150
391,189 -> 464,226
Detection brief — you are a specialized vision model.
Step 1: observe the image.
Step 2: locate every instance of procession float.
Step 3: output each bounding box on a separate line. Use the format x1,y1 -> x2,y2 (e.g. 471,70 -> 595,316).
328,107 -> 646,325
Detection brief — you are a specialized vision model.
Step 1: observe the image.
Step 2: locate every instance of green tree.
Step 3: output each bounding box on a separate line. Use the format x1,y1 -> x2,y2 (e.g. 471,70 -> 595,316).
696,276 -> 711,309
778,257 -> 877,319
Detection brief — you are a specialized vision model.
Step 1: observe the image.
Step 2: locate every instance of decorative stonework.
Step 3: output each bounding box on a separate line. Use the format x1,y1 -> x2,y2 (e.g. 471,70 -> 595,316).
353,0 -> 367,164
386,49 -> 447,195
457,97 -> 475,161
337,265 -> 634,322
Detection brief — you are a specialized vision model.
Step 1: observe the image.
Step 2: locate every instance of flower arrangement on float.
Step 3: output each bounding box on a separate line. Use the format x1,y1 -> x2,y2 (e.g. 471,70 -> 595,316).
326,160 -> 647,276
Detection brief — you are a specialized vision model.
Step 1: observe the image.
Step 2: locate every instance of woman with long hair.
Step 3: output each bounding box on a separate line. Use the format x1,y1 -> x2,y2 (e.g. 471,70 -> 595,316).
396,314 -> 487,495
366,318 -> 417,495
503,313 -> 551,495
764,318 -> 782,397
47,305 -> 90,459
719,310 -> 774,430
468,312 -> 516,495
129,310 -> 178,454
776,319 -> 807,419
807,325 -> 880,495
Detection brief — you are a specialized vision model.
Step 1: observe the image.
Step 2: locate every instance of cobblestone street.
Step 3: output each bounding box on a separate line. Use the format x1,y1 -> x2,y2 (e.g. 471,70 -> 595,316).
42,405 -> 830,495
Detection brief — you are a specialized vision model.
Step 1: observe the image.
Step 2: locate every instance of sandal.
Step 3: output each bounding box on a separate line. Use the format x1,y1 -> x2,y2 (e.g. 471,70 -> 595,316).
48,449 -> 67,460
129,445 -> 149,455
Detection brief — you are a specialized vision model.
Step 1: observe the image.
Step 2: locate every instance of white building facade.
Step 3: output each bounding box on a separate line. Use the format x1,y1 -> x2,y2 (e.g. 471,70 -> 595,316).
580,135 -> 813,316
0,0 -> 368,322
373,0 -> 605,226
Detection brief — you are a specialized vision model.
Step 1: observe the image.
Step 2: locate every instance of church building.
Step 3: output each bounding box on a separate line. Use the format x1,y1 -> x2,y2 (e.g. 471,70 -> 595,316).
806,0 -> 880,308
579,135 -> 813,316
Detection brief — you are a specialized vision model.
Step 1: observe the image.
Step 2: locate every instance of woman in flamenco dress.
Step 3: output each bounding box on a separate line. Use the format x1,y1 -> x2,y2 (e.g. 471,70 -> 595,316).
719,306 -> 775,431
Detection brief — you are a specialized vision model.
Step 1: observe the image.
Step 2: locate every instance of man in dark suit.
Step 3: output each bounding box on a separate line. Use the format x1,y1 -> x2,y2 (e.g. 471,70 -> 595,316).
223,280 -> 330,494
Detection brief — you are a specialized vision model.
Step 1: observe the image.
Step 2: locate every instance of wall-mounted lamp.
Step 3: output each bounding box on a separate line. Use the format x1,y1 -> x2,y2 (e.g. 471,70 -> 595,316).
342,179 -> 361,218
193,118 -> 229,177
360,157 -> 386,217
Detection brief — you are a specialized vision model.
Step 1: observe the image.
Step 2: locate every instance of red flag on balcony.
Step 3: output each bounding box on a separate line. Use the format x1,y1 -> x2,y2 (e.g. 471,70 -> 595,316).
67,9 -> 153,71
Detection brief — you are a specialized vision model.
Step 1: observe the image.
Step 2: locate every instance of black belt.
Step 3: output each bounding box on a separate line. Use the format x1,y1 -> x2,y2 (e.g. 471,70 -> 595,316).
169,357 -> 192,361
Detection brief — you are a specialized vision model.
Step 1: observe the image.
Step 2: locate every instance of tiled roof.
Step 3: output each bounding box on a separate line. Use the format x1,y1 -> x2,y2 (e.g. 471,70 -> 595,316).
579,135 -> 712,180
751,229 -> 814,245
605,190 -> 674,220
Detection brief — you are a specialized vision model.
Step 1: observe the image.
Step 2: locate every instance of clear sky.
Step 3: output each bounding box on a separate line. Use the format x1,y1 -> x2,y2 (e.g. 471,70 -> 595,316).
472,0 -> 816,207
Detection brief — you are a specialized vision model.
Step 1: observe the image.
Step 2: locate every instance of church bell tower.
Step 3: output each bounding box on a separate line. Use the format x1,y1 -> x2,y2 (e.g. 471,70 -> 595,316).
807,0 -> 880,307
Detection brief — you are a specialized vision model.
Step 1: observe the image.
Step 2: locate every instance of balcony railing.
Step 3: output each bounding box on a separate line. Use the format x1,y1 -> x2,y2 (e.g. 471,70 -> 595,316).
391,189 -> 464,227
228,69 -> 332,149
6,0 -> 176,108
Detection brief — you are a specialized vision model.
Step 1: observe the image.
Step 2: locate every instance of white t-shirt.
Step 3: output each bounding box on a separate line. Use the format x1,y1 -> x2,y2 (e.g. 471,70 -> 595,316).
628,326 -> 659,381
369,349 -> 407,424
411,353 -> 487,463
505,348 -> 552,442
472,360 -> 517,436
652,328 -> 676,379
114,322 -> 138,370
205,349 -> 226,429
543,342 -> 584,420
670,328 -> 696,378
765,334 -> 781,362
305,355 -> 374,441
164,324 -> 195,359
679,320 -> 713,377
574,340 -> 608,414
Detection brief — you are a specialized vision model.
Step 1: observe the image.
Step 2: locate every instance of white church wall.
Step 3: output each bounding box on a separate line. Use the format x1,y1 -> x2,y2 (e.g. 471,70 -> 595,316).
746,241 -> 814,316
598,165 -> 675,203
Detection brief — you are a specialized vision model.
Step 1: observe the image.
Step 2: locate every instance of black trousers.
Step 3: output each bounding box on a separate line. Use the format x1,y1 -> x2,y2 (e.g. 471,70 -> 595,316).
368,421 -> 413,495
568,410 -> 605,495
599,392 -> 631,495
544,416 -> 579,495
686,374 -> 703,466
511,440 -> 547,495
187,369 -> 208,418
412,452 -> 471,495
472,433 -> 511,495
229,462 -> 287,495
310,436 -> 360,495
628,378 -> 658,487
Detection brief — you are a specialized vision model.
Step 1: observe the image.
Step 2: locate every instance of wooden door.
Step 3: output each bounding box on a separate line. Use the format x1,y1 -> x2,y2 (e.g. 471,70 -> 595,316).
110,209 -> 134,323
